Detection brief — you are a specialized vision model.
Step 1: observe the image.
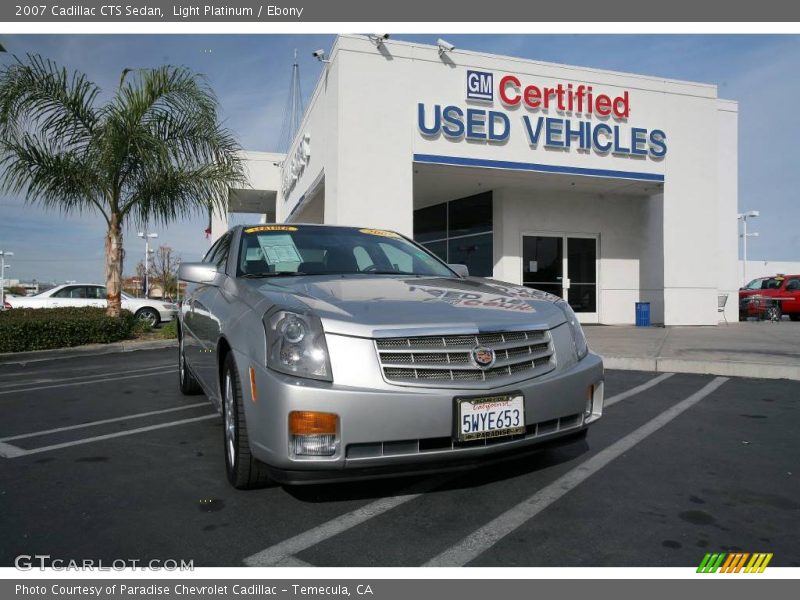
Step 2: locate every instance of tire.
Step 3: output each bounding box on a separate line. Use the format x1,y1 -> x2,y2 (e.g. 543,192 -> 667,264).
765,303 -> 782,322
222,353 -> 271,489
135,307 -> 160,328
178,333 -> 202,395
790,314 -> 800,322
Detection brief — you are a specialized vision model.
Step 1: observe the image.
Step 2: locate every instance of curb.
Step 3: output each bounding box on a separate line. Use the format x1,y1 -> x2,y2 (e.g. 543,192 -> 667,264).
0,338 -> 177,365
601,355 -> 800,381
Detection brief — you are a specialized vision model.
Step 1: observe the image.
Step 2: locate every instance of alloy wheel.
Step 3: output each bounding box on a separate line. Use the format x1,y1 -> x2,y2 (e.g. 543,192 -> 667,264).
224,372 -> 236,467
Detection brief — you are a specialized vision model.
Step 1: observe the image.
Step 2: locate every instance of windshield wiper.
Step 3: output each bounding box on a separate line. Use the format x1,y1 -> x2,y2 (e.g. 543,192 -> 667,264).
364,271 -> 419,276
240,271 -> 307,278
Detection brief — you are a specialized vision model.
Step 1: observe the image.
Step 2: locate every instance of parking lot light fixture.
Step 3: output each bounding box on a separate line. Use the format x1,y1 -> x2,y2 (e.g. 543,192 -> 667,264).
737,210 -> 760,287
0,250 -> 14,306
137,232 -> 158,297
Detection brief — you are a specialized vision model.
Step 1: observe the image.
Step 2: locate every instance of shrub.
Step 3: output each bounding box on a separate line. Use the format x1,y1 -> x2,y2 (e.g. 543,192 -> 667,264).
160,319 -> 178,339
0,307 -> 136,353
132,319 -> 153,335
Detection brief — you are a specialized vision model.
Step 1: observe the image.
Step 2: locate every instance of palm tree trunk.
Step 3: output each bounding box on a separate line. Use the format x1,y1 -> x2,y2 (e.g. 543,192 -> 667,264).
105,212 -> 123,317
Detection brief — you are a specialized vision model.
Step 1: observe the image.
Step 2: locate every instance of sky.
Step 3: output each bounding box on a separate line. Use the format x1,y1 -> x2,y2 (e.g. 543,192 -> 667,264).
0,34 -> 798,283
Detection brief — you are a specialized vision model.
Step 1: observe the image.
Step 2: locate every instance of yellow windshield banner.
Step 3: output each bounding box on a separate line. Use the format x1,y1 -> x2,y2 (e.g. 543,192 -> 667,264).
244,225 -> 298,233
359,228 -> 401,238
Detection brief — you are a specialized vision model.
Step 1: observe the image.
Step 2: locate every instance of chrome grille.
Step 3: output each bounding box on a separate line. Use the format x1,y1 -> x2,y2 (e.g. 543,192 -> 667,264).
376,329 -> 555,386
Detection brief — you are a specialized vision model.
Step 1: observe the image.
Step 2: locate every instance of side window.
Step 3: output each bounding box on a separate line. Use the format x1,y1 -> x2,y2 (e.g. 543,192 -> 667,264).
203,237 -> 224,264
786,279 -> 800,291
205,233 -> 232,272
213,233 -> 232,271
52,286 -> 77,298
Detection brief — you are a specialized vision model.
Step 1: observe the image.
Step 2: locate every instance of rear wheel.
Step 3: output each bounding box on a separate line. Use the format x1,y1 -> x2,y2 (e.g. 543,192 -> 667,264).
222,354 -> 271,489
178,333 -> 202,395
790,314 -> 800,322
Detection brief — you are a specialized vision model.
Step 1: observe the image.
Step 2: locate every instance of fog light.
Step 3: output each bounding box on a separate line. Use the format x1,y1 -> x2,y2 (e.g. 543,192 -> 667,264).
585,385 -> 594,417
289,411 -> 338,457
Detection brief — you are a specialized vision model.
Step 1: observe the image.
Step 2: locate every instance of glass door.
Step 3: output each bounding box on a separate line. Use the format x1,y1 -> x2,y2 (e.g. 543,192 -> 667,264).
522,236 -> 564,298
566,236 -> 597,318
522,234 -> 598,322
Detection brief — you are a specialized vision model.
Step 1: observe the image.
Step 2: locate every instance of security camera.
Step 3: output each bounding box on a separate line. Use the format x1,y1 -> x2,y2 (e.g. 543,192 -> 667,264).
437,38 -> 455,55
368,34 -> 390,47
312,49 -> 329,63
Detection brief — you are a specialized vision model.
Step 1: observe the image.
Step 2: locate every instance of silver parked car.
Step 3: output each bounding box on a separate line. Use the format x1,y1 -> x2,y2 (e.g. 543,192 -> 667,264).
178,224 -> 604,488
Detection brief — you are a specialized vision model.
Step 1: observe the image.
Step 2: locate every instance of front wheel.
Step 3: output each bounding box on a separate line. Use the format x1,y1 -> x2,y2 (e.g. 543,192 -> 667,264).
135,307 -> 160,328
222,354 -> 271,489
765,303 -> 782,322
178,333 -> 202,395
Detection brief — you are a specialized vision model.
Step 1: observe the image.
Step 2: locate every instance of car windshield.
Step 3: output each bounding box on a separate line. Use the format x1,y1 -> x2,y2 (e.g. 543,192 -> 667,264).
744,278 -> 782,290
237,225 -> 455,278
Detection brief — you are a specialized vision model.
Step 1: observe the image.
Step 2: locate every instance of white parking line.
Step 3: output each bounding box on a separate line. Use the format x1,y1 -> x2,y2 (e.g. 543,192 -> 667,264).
423,376 -> 728,567
604,372 -> 675,408
0,402 -> 210,442
0,441 -> 27,458
274,556 -> 315,567
241,369 -> 684,567
0,364 -> 172,390
243,476 -> 454,567
0,414 -> 218,458
0,369 -> 174,396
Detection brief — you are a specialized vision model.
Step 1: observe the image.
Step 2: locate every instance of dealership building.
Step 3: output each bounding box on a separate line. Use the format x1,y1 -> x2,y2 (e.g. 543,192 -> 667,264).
217,34 -> 740,325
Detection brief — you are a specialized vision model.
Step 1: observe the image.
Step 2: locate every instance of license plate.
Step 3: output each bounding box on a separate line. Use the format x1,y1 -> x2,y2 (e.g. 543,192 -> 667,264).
456,395 -> 525,441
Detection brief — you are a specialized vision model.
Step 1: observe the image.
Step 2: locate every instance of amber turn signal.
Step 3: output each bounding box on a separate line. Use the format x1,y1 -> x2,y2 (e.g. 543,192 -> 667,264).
289,411 -> 338,435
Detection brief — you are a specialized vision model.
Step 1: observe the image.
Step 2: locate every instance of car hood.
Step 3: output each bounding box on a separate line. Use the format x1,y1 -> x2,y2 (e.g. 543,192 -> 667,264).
245,275 -> 567,338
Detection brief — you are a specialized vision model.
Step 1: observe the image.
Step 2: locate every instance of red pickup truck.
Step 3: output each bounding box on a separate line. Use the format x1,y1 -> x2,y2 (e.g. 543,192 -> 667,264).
739,275 -> 800,321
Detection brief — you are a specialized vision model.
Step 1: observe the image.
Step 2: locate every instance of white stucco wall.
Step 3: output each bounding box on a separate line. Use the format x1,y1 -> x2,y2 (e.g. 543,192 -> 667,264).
493,188 -> 650,324
274,35 -> 739,325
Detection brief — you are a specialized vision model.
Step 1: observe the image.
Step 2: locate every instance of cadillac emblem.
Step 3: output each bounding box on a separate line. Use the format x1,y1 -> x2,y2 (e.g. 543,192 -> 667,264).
470,346 -> 496,369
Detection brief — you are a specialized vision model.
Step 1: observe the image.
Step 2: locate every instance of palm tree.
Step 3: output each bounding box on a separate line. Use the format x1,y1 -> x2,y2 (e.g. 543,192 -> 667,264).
0,54 -> 245,316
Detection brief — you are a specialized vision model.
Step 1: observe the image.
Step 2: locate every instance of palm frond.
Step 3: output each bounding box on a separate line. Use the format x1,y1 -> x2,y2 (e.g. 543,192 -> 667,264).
0,132 -> 105,219
0,54 -> 99,146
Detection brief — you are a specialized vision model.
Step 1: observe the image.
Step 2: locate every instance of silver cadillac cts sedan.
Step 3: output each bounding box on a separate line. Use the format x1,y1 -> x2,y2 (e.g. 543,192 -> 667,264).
178,224 -> 604,488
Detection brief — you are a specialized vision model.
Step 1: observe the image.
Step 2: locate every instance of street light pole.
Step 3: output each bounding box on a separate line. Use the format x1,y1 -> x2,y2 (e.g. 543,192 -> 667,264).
137,232 -> 158,298
0,250 -> 14,306
738,210 -> 760,287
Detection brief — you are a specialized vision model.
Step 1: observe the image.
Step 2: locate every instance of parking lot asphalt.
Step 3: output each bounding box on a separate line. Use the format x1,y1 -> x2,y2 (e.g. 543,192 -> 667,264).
0,348 -> 798,567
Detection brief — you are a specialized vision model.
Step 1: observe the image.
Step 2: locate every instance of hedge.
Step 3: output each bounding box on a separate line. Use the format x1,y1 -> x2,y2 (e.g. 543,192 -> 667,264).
0,307 -> 137,353
160,319 -> 178,339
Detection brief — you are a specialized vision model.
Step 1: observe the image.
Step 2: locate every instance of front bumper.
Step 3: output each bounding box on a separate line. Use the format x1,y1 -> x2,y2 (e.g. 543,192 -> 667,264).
237,350 -> 603,485
157,308 -> 177,322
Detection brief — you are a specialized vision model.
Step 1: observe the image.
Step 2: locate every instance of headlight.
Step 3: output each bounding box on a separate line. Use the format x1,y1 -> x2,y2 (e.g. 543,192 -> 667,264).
556,300 -> 589,361
263,310 -> 332,381
161,303 -> 177,310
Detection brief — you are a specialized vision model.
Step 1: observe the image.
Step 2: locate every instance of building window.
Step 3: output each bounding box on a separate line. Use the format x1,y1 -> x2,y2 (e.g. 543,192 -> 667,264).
413,192 -> 493,277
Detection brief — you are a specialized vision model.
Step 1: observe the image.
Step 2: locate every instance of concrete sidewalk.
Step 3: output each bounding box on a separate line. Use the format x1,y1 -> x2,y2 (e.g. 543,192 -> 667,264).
585,321 -> 800,380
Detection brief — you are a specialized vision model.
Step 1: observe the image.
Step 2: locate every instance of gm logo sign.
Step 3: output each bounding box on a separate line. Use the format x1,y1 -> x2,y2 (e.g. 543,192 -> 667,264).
466,70 -> 493,101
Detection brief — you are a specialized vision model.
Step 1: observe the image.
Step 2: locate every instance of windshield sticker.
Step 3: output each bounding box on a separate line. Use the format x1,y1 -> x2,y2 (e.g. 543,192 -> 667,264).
256,233 -> 302,265
244,225 -> 298,233
359,228 -> 401,238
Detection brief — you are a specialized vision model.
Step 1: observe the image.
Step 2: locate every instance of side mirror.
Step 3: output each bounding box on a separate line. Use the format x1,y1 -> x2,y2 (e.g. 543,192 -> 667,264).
178,262 -> 218,284
448,264 -> 469,278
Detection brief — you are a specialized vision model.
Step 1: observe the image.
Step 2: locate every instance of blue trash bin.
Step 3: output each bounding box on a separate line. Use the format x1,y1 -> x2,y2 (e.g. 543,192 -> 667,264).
635,302 -> 651,327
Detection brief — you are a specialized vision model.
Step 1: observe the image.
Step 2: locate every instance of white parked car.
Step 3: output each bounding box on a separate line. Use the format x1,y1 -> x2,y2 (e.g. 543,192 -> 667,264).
3,283 -> 177,327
